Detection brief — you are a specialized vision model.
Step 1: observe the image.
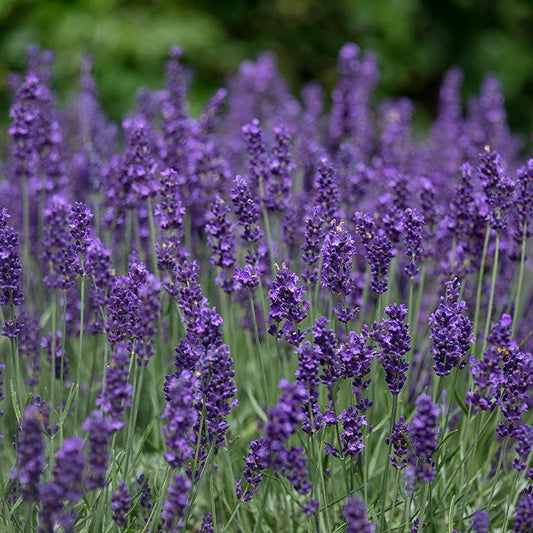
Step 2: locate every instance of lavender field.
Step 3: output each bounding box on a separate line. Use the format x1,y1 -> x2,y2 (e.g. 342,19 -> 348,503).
0,43 -> 532,532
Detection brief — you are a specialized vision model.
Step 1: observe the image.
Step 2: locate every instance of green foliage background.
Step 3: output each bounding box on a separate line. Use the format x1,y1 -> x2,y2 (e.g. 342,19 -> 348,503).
1,0 -> 533,137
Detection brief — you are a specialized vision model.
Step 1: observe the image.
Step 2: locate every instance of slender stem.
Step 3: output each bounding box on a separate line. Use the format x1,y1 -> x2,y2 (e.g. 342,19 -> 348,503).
49,291 -> 57,470
380,394 -> 398,532
22,175 -> 30,299
317,426 -> 332,532
481,230 -> 500,354
249,289 -> 270,406
124,356 -> 143,478
146,198 -> 159,276
473,225 -> 491,355
512,222 -> 527,337
75,273 -> 85,429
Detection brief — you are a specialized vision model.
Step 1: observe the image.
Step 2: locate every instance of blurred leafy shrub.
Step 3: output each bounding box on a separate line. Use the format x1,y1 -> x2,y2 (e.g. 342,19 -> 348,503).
1,0 -> 533,137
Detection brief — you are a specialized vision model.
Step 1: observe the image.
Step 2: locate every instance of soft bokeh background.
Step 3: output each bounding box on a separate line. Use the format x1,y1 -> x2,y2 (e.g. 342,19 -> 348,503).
1,0 -> 533,137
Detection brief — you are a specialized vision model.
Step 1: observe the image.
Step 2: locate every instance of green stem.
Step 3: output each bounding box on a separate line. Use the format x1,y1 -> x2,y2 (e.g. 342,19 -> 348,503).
124,355 -> 143,477
512,222 -> 527,337
249,289 -> 270,406
380,394 -> 398,532
146,198 -> 159,276
22,175 -> 30,299
317,426 -> 332,532
481,230 -> 500,354
75,273 -> 85,430
473,225 -> 491,355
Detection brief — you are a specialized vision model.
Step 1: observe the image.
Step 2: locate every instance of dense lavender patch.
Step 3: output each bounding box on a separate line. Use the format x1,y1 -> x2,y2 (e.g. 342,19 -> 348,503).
0,43 -> 531,532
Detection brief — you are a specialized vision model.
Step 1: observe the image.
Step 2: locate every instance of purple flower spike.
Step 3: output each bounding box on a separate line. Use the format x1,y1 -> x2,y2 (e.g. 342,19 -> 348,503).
111,482 -> 132,529
373,304 -> 410,395
321,222 -> 355,296
41,196 -> 78,290
514,486 -> 533,533
302,206 -> 325,285
14,405 -> 45,501
429,278 -> 473,377
339,407 -> 367,458
354,212 -> 393,294
409,393 -> 440,482
402,208 -> 425,279
0,208 -> 24,306
82,410 -> 115,490
161,474 -> 191,532
39,437 -> 85,532
268,265 -> 309,345
162,370 -> 199,468
472,509 -> 489,533
97,342 -> 133,430
68,202 -> 93,256
344,495 -> 375,533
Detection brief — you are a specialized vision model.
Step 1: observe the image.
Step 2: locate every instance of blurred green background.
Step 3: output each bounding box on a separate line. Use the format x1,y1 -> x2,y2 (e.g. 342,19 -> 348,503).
1,0 -> 533,137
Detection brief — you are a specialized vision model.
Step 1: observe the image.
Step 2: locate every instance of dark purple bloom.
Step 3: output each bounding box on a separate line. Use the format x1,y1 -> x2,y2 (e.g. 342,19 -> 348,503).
41,195 -> 78,290
313,316 -> 341,397
409,393 -> 440,482
200,514 -> 214,533
39,437 -> 85,532
230,175 -> 263,265
205,195 -> 236,270
514,486 -> 533,533
161,474 -> 191,532
388,415 -> 409,469
82,410 -> 114,490
237,380 -> 308,501
373,304 -> 410,395
339,407 -> 367,458
53,437 -> 85,501
295,341 -> 323,434
242,118 -> 269,195
155,168 -> 187,295
477,148 -> 514,231
314,158 -> 340,224
321,222 -> 355,296
353,212 -> 393,294
234,264 -> 259,289
17,308 -> 41,387
301,206 -> 325,285
162,370 -> 199,468
13,405 -> 45,501
122,117 -> 159,200
467,313 -> 515,412
344,495 -> 375,533
512,424 -> 533,473
514,160 -> 533,242
283,446 -> 312,495
429,278 -> 473,376
301,498 -> 319,516
111,481 -> 131,528
137,474 -> 153,513
268,266 -> 309,345
402,208 -> 425,279
338,327 -> 376,404
0,208 -> 24,306
96,342 -> 133,430
266,125 -> 294,211
472,509 -> 490,533
68,202 -> 93,257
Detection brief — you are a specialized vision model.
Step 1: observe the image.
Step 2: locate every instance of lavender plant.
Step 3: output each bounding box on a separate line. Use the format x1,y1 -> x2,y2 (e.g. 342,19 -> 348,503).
0,42 -> 531,533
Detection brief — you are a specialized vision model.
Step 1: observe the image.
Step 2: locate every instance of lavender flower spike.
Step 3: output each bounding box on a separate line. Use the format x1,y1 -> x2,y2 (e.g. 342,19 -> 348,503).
344,495 -> 376,533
